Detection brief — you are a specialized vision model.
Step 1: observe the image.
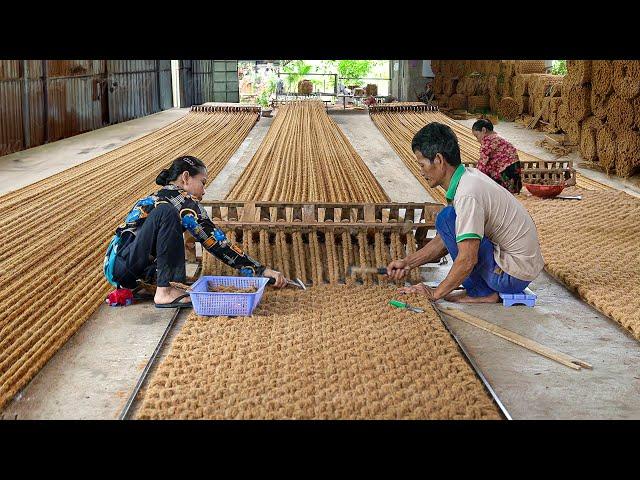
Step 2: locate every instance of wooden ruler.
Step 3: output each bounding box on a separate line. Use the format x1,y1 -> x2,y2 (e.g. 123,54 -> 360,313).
439,307 -> 592,370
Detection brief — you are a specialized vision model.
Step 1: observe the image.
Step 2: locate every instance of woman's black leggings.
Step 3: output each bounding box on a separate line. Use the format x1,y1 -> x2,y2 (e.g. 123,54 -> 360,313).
112,202 -> 187,289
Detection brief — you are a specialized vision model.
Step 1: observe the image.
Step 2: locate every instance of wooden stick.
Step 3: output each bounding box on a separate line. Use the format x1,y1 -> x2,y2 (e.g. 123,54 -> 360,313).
527,109 -> 544,129
438,307 -> 593,370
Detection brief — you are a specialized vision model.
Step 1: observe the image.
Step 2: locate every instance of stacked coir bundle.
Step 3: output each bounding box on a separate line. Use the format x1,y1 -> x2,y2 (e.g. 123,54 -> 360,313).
513,73 -> 532,115
511,72 -> 565,127
432,60 -> 546,117
561,60 -> 640,177
514,60 -> 547,74
449,93 -> 467,110
467,95 -> 490,113
529,74 -> 563,117
497,97 -> 518,121
298,79 -> 313,95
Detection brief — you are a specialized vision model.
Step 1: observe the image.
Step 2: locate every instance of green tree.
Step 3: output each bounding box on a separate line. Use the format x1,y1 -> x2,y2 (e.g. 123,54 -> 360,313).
551,60 -> 567,76
336,60 -> 374,86
265,76 -> 277,95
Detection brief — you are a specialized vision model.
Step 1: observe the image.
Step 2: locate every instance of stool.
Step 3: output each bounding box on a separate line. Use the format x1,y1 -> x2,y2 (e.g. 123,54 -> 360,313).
499,288 -> 537,307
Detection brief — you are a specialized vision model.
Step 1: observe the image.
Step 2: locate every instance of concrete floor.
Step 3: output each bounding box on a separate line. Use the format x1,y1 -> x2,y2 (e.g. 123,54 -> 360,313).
1,303 -> 176,420
429,266 -> 640,419
2,108 -> 640,419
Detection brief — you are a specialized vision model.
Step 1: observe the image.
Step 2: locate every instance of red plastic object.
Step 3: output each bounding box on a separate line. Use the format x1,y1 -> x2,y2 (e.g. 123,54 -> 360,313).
524,183 -> 565,198
106,288 -> 134,307
363,96 -> 377,107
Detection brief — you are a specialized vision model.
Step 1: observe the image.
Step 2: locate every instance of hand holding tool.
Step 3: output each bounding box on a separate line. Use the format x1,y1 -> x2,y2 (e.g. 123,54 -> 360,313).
267,276 -> 307,290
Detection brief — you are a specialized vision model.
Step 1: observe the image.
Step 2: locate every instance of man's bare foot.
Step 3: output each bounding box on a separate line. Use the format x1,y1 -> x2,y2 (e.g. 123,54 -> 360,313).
154,286 -> 191,305
444,291 -> 500,303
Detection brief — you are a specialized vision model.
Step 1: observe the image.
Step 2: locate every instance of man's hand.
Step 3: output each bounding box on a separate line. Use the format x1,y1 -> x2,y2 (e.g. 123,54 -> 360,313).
387,259 -> 411,280
263,268 -> 287,288
397,283 -> 438,302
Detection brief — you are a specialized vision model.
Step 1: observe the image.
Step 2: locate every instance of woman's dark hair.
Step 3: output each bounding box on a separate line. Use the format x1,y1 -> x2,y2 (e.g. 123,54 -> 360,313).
472,119 -> 494,132
155,156 -> 207,186
411,122 -> 461,167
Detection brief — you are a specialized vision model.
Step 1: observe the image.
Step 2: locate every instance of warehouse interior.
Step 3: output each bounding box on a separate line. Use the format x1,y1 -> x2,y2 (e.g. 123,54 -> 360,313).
1,59 -> 639,421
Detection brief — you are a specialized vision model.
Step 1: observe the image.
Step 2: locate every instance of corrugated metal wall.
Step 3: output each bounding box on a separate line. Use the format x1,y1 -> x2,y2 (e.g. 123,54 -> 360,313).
1,59 -> 242,155
47,60 -> 106,142
0,60 -> 24,156
0,59 -> 175,156
25,61 -> 46,148
181,60 -> 239,106
178,60 -> 194,107
159,60 -> 173,111
107,60 -> 164,124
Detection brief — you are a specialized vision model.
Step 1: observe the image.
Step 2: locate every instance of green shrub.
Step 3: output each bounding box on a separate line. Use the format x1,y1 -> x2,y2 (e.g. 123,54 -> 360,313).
551,60 -> 567,76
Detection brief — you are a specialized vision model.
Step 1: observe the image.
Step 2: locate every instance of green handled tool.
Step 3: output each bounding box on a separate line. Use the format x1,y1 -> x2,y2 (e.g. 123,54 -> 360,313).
389,300 -> 425,313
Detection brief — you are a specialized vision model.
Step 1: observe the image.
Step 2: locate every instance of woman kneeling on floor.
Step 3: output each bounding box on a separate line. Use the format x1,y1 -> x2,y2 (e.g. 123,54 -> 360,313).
471,119 -> 522,194
103,155 -> 286,308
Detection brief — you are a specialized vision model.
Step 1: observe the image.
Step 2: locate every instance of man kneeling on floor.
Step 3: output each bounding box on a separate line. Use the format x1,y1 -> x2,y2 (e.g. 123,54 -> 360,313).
387,122 -> 544,303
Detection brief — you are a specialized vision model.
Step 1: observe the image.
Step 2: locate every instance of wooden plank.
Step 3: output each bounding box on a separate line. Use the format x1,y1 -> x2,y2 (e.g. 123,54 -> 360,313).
201,200 -> 437,210
239,202 -> 255,222
439,307 -> 592,370
364,204 -> 376,223
302,204 -> 316,224
210,221 -> 413,230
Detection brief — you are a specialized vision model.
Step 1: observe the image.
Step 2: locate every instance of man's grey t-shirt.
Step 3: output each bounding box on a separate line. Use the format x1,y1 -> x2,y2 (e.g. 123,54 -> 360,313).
447,165 -> 544,281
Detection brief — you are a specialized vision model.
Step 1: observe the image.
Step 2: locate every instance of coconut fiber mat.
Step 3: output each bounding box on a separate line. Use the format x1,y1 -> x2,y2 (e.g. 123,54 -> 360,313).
0,107 -> 259,409
521,188 -> 640,341
135,285 -> 502,419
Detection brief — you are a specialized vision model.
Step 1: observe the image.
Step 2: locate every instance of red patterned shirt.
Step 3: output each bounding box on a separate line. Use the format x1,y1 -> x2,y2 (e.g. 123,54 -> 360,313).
477,133 -> 520,180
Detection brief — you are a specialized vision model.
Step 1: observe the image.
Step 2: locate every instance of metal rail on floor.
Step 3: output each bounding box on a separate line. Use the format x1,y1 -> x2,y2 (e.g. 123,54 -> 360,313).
118,308 -> 182,420
433,307 -> 513,420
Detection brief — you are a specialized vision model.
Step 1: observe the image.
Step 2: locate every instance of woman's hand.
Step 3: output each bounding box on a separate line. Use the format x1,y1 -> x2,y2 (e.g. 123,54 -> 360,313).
386,259 -> 411,280
397,283 -> 438,302
263,268 -> 287,288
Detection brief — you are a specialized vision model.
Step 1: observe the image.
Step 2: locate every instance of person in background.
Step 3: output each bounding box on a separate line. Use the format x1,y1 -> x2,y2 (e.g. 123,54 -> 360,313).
471,119 -> 523,194
363,96 -> 377,107
424,81 -> 435,102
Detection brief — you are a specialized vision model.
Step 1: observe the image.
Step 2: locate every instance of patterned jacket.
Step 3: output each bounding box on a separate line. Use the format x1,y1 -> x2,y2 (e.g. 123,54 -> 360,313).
117,185 -> 265,276
478,133 -> 520,180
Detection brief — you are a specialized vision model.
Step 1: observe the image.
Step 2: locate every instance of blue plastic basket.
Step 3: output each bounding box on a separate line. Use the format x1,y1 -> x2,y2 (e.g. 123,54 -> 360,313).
188,275 -> 270,317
